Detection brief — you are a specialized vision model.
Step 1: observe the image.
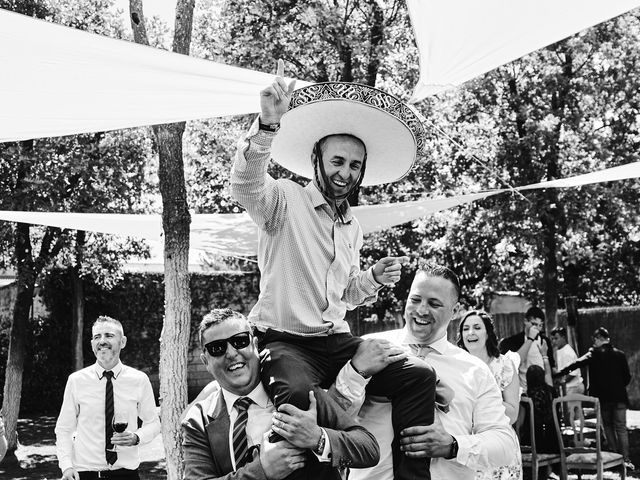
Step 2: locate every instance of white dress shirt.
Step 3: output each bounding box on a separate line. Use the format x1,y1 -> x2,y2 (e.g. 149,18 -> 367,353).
55,361 -> 160,473
337,329 -> 519,480
555,343 -> 582,390
218,383 -> 331,471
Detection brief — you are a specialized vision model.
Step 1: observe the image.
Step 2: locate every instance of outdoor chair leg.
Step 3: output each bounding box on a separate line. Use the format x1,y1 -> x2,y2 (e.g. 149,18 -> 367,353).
621,463 -> 627,480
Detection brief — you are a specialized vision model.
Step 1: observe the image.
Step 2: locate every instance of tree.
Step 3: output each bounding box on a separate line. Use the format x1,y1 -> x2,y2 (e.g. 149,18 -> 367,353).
128,1 -> 194,478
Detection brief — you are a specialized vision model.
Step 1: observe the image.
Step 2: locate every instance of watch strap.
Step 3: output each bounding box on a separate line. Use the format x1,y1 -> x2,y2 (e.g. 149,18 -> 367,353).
258,120 -> 280,132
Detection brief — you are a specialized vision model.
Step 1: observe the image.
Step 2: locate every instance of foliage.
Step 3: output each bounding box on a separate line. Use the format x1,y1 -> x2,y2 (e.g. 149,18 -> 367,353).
185,2 -> 640,316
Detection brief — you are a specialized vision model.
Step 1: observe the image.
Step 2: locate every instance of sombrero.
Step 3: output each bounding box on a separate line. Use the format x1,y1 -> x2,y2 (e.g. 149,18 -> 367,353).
271,82 -> 427,186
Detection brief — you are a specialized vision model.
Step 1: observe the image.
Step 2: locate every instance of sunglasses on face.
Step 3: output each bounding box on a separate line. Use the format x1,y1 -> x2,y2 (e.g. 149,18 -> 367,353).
204,331 -> 252,357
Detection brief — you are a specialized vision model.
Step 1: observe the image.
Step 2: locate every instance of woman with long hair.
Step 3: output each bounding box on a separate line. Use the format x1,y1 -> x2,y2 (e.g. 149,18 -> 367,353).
458,310 -> 520,424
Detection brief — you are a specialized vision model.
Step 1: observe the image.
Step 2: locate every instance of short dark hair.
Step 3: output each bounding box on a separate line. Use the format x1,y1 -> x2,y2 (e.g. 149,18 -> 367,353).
525,306 -> 545,321
550,327 -> 567,338
457,310 -> 501,359
592,326 -> 610,340
93,315 -> 124,335
199,308 -> 248,348
415,263 -> 461,301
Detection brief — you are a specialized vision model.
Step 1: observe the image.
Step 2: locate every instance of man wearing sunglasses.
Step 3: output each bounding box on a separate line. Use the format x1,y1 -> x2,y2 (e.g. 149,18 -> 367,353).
181,308 -> 380,480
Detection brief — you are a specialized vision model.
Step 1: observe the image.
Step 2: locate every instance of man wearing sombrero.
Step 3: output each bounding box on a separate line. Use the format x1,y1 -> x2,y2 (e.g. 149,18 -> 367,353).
231,60 -> 435,480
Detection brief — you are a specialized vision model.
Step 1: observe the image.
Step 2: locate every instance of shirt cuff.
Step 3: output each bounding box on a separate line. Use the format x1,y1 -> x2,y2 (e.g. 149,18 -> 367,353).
364,267 -> 384,293
454,435 -> 473,465
313,428 -> 332,462
335,361 -> 370,402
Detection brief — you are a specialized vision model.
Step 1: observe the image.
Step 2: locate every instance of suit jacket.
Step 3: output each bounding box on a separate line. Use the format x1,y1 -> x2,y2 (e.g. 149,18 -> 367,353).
181,386 -> 379,480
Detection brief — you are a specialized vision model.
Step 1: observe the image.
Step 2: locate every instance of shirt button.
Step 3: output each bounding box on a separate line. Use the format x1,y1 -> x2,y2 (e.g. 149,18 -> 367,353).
327,328 -> 334,335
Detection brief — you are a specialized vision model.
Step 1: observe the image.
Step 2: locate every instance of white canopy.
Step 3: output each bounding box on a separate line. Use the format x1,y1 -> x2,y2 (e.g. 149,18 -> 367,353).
0,9 -> 309,143
407,0 -> 640,101
0,161 -> 637,261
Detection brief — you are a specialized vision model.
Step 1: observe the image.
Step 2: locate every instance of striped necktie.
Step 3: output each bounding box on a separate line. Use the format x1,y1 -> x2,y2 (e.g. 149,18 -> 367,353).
104,370 -> 117,465
232,397 -> 253,469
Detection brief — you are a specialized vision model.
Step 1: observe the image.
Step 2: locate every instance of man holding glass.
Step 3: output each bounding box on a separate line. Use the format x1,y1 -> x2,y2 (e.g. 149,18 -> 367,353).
55,316 -> 160,480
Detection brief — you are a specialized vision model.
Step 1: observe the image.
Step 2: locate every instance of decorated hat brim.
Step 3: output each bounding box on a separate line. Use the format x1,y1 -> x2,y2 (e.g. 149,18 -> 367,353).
271,83 -> 426,186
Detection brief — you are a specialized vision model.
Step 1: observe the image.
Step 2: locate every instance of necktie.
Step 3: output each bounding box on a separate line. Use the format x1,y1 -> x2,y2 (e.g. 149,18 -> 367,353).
104,370 -> 117,465
409,344 -> 454,413
232,397 -> 253,469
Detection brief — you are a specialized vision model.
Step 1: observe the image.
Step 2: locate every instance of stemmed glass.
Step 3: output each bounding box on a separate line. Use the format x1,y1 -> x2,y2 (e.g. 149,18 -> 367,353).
107,411 -> 129,452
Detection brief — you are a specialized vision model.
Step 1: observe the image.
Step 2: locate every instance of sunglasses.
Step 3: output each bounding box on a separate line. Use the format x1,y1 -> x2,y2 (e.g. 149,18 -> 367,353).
204,331 -> 252,357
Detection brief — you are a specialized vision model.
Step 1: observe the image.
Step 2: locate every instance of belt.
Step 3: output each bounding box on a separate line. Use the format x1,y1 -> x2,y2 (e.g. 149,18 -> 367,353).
79,468 -> 139,479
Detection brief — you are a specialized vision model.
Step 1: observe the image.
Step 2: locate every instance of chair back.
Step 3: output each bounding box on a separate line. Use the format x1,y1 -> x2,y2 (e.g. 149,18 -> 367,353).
519,397 -> 538,456
552,393 -> 602,461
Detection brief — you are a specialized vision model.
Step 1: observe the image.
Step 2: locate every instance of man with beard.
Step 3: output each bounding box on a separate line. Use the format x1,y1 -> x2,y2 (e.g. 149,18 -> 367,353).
230,59 -> 436,479
55,316 -> 160,480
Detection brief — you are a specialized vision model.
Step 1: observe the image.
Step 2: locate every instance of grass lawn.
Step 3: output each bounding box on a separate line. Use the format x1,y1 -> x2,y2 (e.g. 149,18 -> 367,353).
1,412 -> 639,479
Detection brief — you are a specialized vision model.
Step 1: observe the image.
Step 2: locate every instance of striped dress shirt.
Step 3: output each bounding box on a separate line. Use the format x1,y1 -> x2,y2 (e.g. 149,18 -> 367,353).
231,120 -> 381,335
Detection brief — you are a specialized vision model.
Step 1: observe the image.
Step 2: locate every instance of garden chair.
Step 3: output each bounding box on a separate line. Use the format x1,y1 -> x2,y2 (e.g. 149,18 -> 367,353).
552,393 -> 626,480
519,397 -> 563,480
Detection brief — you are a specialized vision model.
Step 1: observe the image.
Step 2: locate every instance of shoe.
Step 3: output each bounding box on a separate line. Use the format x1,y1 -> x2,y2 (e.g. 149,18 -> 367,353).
624,459 -> 635,471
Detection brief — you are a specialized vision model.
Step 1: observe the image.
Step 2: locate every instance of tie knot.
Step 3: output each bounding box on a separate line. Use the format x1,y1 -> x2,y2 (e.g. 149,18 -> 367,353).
104,370 -> 114,379
234,397 -> 252,412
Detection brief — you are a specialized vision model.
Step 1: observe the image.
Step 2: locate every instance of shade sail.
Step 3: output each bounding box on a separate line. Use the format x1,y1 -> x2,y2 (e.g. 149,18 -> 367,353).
407,0 -> 640,101
0,161 -> 637,261
0,9 -> 309,142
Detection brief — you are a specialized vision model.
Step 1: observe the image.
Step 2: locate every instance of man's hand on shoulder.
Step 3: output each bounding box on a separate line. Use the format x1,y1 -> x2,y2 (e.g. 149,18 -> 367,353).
260,433 -> 306,480
399,416 -> 454,459
260,59 -> 296,125
351,338 -> 407,378
372,256 -> 410,286
273,391 -> 322,450
61,467 -> 79,480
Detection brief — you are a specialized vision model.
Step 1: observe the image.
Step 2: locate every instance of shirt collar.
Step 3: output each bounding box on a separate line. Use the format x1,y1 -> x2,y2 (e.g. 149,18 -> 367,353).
221,382 -> 271,416
400,327 -> 449,355
305,182 -> 353,223
94,361 -> 123,379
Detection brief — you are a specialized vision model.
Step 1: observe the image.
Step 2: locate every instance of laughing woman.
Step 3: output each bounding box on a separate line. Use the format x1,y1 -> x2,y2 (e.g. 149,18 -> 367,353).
458,309 -> 521,424
458,310 -> 522,480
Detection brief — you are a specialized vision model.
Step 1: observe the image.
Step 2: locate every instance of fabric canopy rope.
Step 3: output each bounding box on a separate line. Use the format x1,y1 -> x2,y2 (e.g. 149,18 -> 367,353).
0,9 -> 309,143
0,161 -> 637,260
407,0 -> 640,101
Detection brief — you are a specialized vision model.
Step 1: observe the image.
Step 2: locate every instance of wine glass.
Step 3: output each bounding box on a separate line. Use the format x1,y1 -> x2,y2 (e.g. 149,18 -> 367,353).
108,411 -> 129,452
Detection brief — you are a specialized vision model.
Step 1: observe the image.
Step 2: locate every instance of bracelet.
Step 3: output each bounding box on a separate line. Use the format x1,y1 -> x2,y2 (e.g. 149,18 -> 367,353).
258,120 -> 280,133
542,356 -> 549,360
314,430 -> 326,455
527,337 -> 536,341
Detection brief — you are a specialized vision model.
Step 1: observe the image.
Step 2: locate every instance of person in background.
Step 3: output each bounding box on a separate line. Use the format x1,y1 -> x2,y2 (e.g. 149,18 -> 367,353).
55,316 -> 160,480
522,365 -> 559,480
458,310 -> 521,424
550,327 -> 583,396
499,307 -> 555,392
555,327 -> 633,470
457,310 -> 522,480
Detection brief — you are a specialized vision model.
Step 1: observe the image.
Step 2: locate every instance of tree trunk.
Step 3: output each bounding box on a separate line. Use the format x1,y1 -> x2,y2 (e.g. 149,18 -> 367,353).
129,2 -> 194,479
71,230 -> 86,371
154,123 -> 191,480
1,222 -> 36,456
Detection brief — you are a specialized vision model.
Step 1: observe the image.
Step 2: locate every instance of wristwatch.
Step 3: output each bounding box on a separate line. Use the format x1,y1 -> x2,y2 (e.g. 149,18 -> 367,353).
133,433 -> 140,446
350,360 -> 371,379
446,436 -> 458,459
258,120 -> 280,133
